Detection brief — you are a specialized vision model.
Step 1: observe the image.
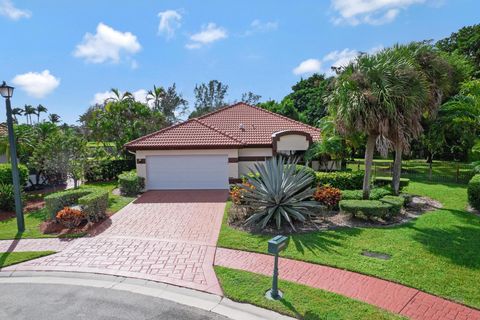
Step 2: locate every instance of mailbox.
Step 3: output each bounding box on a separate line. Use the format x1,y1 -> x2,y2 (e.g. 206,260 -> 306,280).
268,235 -> 288,255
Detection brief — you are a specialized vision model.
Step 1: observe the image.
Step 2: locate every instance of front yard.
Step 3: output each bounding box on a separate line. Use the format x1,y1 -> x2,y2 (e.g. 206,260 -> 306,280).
218,180 -> 480,309
0,251 -> 55,268
0,181 -> 134,240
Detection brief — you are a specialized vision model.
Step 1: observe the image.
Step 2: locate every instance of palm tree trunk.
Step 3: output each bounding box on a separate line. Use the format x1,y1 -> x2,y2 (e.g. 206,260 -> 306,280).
363,135 -> 376,199
391,143 -> 403,195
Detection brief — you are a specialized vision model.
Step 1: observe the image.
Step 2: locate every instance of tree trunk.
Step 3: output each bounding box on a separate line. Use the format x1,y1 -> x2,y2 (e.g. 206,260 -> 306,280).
391,143 -> 403,195
363,135 -> 376,200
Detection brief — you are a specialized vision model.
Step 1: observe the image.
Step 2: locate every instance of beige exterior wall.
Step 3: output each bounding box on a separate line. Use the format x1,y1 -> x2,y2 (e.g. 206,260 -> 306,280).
276,134 -> 310,151
238,148 -> 272,157
134,149 -> 239,184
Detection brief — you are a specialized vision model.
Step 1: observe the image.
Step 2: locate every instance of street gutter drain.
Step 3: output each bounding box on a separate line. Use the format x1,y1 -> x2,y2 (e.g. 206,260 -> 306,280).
361,250 -> 391,260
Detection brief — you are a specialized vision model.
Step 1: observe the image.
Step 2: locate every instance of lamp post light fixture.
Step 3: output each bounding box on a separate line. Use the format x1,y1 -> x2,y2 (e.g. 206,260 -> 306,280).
0,81 -> 24,232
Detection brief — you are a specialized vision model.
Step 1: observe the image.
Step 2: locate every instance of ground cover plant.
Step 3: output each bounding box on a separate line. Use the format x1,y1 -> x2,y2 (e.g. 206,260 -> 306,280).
218,180 -> 480,308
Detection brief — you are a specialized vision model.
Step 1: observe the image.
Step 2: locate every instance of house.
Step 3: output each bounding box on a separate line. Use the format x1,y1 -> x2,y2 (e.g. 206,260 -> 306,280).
125,102 -> 321,190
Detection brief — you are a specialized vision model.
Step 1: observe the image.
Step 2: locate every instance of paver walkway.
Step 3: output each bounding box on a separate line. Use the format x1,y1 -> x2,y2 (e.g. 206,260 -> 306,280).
2,190 -> 228,295
215,248 -> 480,320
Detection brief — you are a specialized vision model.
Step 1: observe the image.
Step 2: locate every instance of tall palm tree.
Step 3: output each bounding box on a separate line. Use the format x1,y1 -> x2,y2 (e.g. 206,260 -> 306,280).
48,113 -> 61,124
23,104 -> 36,125
106,88 -> 133,103
36,104 -> 48,123
330,51 -> 424,199
11,107 -> 23,123
146,85 -> 165,111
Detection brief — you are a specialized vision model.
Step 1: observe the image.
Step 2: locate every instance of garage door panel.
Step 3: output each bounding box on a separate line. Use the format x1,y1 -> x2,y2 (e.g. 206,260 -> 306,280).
146,155 -> 228,190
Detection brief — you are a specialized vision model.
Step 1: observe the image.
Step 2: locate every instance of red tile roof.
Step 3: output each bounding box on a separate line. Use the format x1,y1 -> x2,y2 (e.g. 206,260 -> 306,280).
125,103 -> 321,150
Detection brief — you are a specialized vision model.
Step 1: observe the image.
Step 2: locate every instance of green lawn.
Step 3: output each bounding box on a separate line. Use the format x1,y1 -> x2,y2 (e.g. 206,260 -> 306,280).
217,180 -> 480,308
0,181 -> 134,240
215,266 -> 403,320
0,251 -> 55,268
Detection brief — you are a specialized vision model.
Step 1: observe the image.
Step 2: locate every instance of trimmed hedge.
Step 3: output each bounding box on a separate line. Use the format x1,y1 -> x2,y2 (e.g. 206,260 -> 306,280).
468,174 -> 480,211
374,177 -> 410,189
0,163 -> 29,186
339,200 -> 391,219
339,195 -> 404,220
85,159 -> 135,182
44,188 -> 108,222
341,188 -> 391,200
118,170 -> 145,196
295,165 -> 317,185
315,171 -> 364,190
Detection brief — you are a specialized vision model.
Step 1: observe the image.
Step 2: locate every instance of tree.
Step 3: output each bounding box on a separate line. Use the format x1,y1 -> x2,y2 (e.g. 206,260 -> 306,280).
436,24 -> 480,76
106,88 -> 134,103
23,104 -> 36,125
149,83 -> 187,124
329,51 -> 425,199
258,98 -> 301,121
11,107 -> 23,123
146,85 -> 165,111
190,80 -> 228,118
48,113 -> 61,124
36,104 -> 48,123
241,92 -> 261,105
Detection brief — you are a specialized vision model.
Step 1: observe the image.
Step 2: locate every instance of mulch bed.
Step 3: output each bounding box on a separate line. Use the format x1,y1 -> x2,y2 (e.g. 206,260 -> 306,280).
228,195 -> 443,235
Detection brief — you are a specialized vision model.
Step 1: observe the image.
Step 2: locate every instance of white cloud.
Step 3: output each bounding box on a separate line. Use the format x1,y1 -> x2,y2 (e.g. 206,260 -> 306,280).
244,19 -> 278,36
12,70 -> 60,98
91,89 -> 149,105
293,59 -> 322,75
158,10 -> 182,39
330,0 -> 427,25
186,23 -> 227,49
0,0 -> 31,20
74,23 -> 141,64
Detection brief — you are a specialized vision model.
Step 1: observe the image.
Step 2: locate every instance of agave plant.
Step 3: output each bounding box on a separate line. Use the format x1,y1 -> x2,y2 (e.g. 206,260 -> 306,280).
242,156 -> 320,231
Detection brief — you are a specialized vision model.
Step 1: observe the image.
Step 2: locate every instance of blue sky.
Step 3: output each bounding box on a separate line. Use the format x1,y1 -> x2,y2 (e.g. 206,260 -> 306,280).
1,0 -> 478,124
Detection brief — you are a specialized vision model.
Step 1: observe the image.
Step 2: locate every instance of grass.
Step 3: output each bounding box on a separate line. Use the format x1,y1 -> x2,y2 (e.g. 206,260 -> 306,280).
0,251 -> 55,268
217,180 -> 480,308
215,266 -> 403,320
0,181 -> 134,240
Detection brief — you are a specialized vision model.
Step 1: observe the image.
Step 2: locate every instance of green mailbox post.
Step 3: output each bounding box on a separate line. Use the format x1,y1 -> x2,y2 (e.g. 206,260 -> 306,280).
266,235 -> 288,300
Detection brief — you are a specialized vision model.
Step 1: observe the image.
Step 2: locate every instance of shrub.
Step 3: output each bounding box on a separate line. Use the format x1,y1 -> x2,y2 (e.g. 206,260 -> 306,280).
84,159 -> 135,182
78,189 -> 109,222
341,187 -> 391,200
242,156 -> 319,230
0,183 -> 25,211
380,195 -> 405,216
230,182 -> 254,205
315,171 -> 364,190
118,170 -> 145,196
56,207 -> 85,229
468,174 -> 480,211
45,188 -> 108,222
374,177 -> 410,189
0,163 -> 29,186
313,186 -> 342,209
339,200 -> 391,220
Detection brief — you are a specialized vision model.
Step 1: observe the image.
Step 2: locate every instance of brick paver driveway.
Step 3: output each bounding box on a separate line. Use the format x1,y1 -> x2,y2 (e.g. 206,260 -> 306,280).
4,190 -> 228,294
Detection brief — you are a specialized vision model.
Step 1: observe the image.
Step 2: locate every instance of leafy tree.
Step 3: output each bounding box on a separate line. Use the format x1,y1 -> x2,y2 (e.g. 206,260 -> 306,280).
146,85 -> 165,111
436,24 -> 480,76
190,80 -> 228,118
241,92 -> 261,105
258,98 -> 301,120
11,107 -> 23,123
106,88 -> 134,103
150,83 -> 188,124
36,104 -> 48,123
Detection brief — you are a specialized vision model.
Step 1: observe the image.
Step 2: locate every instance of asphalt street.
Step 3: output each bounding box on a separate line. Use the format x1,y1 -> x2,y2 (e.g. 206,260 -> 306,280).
0,283 -> 230,320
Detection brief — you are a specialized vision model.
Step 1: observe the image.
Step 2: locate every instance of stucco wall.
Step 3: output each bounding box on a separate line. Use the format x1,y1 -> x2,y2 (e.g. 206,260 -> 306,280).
238,148 -> 272,157
276,134 -> 310,151
135,149 -> 239,183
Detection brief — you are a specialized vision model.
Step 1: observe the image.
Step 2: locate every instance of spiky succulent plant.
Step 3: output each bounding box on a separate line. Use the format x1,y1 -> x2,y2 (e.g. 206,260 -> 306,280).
242,156 -> 320,231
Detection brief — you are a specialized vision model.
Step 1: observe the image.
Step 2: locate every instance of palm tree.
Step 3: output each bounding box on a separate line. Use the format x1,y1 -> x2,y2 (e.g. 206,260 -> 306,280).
48,113 -> 61,124
36,104 -> 48,123
11,107 -> 23,123
23,104 -> 36,125
146,85 -> 165,111
106,88 -> 133,103
329,51 -> 423,199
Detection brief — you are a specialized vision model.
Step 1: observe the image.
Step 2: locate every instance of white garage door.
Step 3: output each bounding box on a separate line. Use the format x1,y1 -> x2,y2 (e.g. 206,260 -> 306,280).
146,155 -> 229,190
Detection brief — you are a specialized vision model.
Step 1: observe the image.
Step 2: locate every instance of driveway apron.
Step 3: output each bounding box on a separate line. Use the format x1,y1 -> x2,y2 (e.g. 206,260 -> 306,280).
3,190 -> 228,295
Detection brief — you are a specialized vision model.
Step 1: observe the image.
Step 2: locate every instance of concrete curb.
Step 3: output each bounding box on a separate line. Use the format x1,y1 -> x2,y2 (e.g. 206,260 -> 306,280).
0,271 -> 294,320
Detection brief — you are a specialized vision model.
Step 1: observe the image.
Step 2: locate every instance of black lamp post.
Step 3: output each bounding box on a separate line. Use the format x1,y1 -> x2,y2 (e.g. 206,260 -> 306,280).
0,81 -> 24,232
